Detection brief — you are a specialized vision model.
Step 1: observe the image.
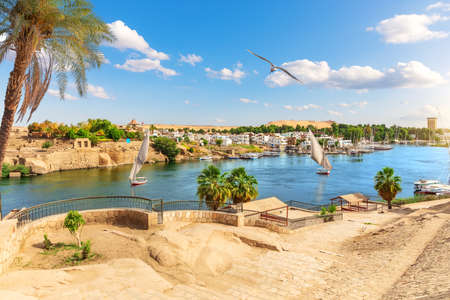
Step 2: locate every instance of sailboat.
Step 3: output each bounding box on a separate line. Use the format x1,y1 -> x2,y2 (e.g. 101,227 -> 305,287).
309,131 -> 332,175
129,129 -> 150,186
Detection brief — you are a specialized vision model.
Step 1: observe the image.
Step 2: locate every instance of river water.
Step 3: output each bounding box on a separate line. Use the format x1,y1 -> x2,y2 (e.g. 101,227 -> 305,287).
1,145 -> 448,215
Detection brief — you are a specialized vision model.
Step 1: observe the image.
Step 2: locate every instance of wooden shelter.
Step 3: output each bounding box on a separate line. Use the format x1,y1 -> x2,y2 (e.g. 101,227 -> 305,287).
330,193 -> 369,211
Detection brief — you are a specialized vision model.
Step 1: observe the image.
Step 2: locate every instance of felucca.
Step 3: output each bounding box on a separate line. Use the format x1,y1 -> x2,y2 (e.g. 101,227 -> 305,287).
129,129 -> 150,186
309,130 -> 332,175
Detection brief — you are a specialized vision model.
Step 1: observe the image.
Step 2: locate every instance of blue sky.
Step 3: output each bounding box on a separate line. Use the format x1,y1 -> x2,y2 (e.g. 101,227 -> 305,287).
1,0 -> 450,127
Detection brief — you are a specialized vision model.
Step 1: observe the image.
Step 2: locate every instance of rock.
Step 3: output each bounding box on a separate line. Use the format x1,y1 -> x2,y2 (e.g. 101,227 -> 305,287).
23,158 -> 49,174
98,153 -> 115,167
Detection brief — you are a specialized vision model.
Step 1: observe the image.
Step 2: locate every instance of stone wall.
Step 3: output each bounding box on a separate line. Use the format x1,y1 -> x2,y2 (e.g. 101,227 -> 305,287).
149,210 -> 243,227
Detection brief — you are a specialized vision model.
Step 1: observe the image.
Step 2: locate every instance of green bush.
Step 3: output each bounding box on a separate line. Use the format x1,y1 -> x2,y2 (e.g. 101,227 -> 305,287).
2,164 -> 31,177
188,147 -> 194,153
107,126 -> 122,141
88,134 -> 99,146
81,240 -> 91,259
152,137 -> 180,162
320,206 -> 327,216
42,141 -> 53,149
63,211 -> 85,247
327,204 -> 337,214
43,234 -> 52,250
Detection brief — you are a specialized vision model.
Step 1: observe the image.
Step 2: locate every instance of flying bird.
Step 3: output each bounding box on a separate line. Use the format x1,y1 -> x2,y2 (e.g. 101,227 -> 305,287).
247,49 -> 303,84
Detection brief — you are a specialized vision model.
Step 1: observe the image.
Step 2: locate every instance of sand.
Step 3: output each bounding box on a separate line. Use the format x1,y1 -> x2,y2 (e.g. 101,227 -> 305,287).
1,199 -> 449,299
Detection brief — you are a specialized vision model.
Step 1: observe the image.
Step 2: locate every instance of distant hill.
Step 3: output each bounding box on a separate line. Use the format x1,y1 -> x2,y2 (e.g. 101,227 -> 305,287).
150,124 -> 238,131
266,120 -> 335,129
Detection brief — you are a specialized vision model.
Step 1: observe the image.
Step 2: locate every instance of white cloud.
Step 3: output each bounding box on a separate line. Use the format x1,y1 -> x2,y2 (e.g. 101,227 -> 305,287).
423,104 -> 440,115
179,54 -> 203,66
253,70 -> 259,75
47,89 -> 78,100
107,20 -> 168,60
266,59 -> 445,89
349,110 -> 357,114
367,14 -> 448,44
339,101 -> 368,108
283,104 -> 320,111
263,103 -> 271,108
87,84 -> 111,100
114,58 -> 177,76
184,100 -> 190,105
239,98 -> 258,104
328,110 -> 343,117
427,2 -> 450,11
215,118 -> 225,123
205,63 -> 246,83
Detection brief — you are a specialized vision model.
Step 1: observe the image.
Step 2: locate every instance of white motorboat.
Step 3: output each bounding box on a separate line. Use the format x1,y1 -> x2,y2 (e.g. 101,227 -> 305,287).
414,179 -> 440,192
199,156 -> 213,160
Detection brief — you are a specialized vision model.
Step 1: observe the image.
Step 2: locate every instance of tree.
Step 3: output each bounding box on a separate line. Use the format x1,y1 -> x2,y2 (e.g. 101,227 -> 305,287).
197,165 -> 231,210
0,0 -> 113,166
216,139 -> 223,146
63,210 -> 85,247
374,167 -> 402,209
226,167 -> 258,204
152,137 -> 180,162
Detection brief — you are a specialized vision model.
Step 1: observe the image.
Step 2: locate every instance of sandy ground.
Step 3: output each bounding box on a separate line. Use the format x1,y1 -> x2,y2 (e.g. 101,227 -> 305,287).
1,199 -> 449,299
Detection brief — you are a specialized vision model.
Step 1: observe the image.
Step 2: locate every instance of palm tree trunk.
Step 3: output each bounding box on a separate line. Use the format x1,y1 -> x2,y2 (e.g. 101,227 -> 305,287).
0,38 -> 35,166
387,200 -> 392,209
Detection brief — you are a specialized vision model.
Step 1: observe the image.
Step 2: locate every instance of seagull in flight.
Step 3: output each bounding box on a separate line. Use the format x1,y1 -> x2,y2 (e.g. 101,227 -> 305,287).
247,49 -> 303,84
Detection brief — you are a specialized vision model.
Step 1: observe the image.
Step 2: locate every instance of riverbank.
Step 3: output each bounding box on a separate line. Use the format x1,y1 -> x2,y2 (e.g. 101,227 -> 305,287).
1,198 -> 448,299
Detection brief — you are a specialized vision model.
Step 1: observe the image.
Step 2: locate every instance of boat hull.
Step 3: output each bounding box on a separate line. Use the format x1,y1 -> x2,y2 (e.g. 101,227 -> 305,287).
130,177 -> 148,186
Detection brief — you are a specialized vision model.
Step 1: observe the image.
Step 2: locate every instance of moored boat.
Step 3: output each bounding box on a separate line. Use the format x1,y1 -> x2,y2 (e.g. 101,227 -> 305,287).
199,156 -> 213,160
414,179 -> 440,192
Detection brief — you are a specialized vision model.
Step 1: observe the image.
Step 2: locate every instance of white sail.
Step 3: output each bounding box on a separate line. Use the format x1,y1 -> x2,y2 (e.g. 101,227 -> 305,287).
309,131 -> 332,170
129,130 -> 150,181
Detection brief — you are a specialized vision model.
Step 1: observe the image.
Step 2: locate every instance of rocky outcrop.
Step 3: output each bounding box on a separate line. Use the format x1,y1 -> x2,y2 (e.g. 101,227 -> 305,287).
23,158 -> 49,174
98,153 -> 115,167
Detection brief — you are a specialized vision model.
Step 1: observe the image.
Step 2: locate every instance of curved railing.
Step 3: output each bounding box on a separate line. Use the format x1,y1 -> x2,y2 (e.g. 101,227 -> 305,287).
13,195 -> 159,227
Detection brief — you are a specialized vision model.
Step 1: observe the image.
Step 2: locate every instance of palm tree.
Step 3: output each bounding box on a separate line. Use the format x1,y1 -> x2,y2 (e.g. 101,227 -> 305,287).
0,0 -> 113,165
197,165 -> 231,210
374,167 -> 402,209
226,167 -> 258,204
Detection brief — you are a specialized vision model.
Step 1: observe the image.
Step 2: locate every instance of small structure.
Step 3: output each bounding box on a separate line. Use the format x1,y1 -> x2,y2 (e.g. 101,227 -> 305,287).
9,172 -> 21,178
73,138 -> 91,149
330,193 -> 369,211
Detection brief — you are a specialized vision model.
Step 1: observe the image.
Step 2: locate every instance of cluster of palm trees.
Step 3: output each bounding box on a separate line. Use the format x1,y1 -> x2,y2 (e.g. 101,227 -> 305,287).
197,166 -> 258,210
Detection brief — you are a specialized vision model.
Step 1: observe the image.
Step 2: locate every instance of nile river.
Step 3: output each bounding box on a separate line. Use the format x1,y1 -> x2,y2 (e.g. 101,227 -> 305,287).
1,145 -> 448,215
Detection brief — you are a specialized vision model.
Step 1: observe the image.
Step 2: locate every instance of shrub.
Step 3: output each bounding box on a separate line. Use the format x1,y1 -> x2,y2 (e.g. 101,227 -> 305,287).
320,206 -> 327,216
81,240 -> 91,259
42,141 -> 53,149
88,134 -> 99,146
2,164 -> 30,177
327,204 -> 337,214
152,137 -> 180,162
107,126 -> 122,141
188,147 -> 194,153
63,211 -> 85,247
43,234 -> 52,250
216,139 -> 223,146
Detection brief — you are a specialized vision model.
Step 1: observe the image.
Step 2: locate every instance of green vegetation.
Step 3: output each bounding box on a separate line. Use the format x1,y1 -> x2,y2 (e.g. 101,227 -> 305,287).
152,137 -> 180,162
197,165 -> 231,210
374,167 -> 402,209
42,141 -> 53,149
390,194 -> 448,205
63,211 -> 85,247
27,119 -> 143,144
188,147 -> 195,153
2,163 -> 30,177
320,205 -> 337,216
216,139 -> 223,146
236,144 -> 263,153
43,234 -> 52,250
0,0 -> 112,166
226,167 -> 258,204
